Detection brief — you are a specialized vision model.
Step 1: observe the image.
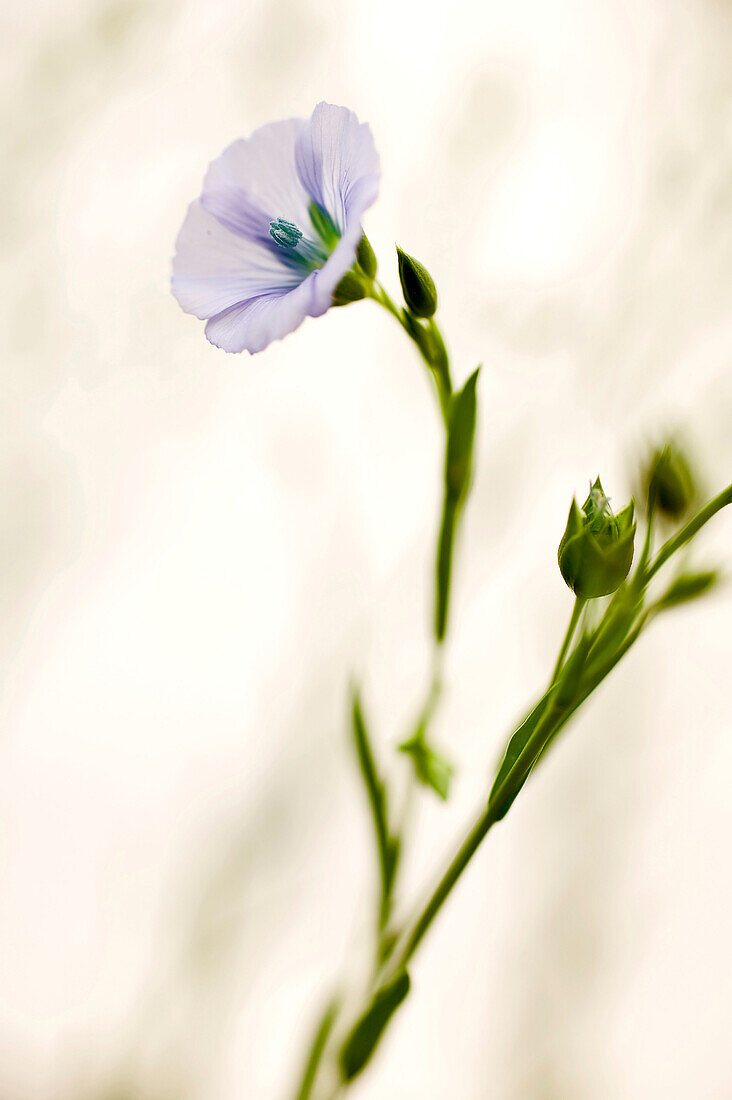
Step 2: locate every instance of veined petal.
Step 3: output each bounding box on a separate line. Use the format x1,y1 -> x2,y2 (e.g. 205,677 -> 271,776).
203,117 -> 312,232
295,103 -> 380,234
205,274 -> 316,354
171,200 -> 301,320
200,185 -> 273,244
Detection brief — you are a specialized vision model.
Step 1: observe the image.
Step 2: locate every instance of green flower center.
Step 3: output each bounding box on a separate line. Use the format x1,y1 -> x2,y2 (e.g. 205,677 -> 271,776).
268,214 -> 334,270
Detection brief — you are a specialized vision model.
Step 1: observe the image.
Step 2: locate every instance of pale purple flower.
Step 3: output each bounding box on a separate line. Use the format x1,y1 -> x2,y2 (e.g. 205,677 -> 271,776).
171,102 -> 380,354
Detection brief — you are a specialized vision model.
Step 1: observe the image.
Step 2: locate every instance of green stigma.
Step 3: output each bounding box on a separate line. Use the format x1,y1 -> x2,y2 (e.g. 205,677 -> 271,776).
269,218 -> 303,249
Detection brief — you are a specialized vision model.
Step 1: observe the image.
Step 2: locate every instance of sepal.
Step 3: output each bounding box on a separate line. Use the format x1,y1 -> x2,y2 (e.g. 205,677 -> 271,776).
357,234 -> 377,279
333,269 -> 368,306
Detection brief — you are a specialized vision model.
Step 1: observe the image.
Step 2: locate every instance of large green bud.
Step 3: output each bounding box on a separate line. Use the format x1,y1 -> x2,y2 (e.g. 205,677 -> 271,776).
645,442 -> 696,519
558,478 -> 636,598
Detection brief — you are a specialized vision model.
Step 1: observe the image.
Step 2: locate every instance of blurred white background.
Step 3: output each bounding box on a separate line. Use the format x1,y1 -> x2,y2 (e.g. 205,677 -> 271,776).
1,0 -> 731,1096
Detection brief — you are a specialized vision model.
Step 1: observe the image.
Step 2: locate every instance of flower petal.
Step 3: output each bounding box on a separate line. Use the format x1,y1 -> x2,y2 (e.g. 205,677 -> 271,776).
204,274 -> 316,354
295,103 -> 380,234
171,200 -> 300,320
309,175 -> 380,317
199,185 -> 273,244
203,117 -> 312,232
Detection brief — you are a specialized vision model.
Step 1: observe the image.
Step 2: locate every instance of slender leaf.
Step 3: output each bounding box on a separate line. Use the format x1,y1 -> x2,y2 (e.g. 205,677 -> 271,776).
445,367 -> 480,502
295,995 -> 340,1100
351,687 -> 397,925
488,693 -> 551,814
339,971 -> 411,1081
656,570 -> 718,609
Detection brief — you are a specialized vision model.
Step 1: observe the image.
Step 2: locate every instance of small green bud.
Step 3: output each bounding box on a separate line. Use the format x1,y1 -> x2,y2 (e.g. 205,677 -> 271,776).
357,234 -> 377,279
558,478 -> 636,599
396,246 -> 437,318
646,442 -> 696,519
333,269 -> 368,307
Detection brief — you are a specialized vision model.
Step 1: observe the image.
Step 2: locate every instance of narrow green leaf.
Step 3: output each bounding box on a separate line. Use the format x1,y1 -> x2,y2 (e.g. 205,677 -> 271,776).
656,570 -> 718,609
488,692 -> 551,817
488,627 -> 596,821
433,368 -> 480,642
295,995 -> 341,1100
351,687 -> 396,924
445,367 -> 480,501
339,971 -> 411,1081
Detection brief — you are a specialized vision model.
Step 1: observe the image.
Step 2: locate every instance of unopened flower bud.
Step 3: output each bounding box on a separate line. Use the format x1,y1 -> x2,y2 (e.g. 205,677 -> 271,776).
396,246 -> 437,318
558,478 -> 636,598
646,442 -> 695,519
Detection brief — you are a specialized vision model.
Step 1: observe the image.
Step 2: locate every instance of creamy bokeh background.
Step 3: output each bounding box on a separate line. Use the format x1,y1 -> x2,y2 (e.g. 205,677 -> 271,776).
2,0 -> 731,1096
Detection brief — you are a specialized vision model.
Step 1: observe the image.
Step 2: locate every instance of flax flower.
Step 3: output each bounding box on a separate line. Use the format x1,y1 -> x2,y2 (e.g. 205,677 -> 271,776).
171,102 -> 379,353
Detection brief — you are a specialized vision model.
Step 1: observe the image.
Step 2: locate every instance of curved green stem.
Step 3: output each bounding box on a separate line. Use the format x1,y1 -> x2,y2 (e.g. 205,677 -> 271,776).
370,281 -> 404,325
369,282 -> 453,424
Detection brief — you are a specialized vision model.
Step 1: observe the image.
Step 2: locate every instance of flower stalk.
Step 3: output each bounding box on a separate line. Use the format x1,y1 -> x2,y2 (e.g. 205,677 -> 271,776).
169,103 -> 731,1099
295,276 -> 732,1096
